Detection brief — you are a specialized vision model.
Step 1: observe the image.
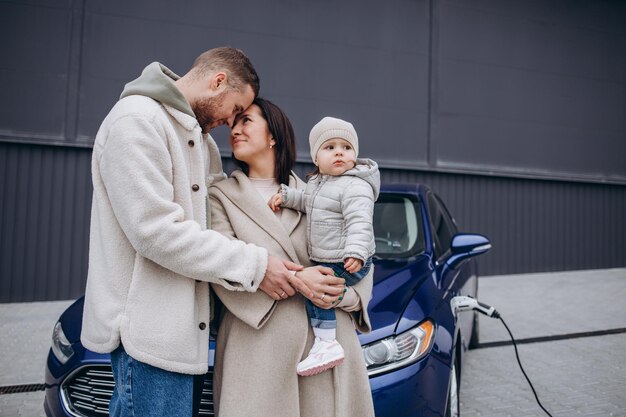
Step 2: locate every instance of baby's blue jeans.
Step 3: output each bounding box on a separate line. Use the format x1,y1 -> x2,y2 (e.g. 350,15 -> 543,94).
305,257 -> 372,329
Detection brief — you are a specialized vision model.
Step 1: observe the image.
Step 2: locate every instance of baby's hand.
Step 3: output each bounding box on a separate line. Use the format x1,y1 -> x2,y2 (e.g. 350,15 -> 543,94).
268,192 -> 283,212
344,257 -> 363,274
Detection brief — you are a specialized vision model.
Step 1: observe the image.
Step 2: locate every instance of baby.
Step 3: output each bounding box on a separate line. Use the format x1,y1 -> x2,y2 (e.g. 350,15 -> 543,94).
269,116 -> 379,376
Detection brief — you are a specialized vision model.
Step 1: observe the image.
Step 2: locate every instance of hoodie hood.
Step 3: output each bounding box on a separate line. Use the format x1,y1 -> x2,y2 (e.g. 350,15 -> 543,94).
120,62 -> 194,118
345,158 -> 381,200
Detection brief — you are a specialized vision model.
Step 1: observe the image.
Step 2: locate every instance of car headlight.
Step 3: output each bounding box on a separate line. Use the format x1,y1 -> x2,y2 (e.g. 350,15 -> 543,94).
362,319 -> 435,377
51,321 -> 74,364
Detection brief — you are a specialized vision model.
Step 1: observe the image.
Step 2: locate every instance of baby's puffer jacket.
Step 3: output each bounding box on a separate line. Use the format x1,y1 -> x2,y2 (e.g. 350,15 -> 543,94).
281,158 -> 380,263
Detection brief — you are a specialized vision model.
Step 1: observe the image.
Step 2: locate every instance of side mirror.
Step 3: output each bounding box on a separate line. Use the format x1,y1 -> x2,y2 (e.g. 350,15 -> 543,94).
445,233 -> 491,269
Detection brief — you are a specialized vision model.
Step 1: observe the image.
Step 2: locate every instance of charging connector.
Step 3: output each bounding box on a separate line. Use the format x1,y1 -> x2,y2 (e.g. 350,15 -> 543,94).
450,295 -> 554,417
450,295 -> 499,318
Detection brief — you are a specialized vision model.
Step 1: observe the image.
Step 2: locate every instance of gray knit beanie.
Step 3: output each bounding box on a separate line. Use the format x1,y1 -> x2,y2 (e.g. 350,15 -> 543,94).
309,117 -> 359,162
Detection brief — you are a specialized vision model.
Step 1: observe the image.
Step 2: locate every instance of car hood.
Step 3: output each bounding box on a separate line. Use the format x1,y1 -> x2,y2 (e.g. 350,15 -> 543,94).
360,255 -> 433,345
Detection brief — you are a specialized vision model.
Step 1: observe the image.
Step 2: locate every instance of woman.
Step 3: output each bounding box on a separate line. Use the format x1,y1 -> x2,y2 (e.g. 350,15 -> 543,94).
209,98 -> 375,417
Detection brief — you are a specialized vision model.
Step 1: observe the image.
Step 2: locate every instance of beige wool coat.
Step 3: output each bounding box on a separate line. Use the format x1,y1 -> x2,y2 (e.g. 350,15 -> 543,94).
209,170 -> 375,417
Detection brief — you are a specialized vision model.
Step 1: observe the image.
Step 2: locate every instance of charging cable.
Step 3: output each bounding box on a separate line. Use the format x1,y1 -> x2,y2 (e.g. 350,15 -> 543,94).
450,296 -> 554,417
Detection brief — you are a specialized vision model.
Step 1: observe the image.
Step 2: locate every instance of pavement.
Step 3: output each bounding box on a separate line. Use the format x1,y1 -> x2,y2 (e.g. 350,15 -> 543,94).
0,268 -> 625,417
461,267 -> 626,417
0,300 -> 71,417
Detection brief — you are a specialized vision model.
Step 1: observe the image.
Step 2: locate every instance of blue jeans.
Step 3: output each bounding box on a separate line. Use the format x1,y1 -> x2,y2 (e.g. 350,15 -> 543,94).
305,257 -> 372,329
109,344 -> 203,417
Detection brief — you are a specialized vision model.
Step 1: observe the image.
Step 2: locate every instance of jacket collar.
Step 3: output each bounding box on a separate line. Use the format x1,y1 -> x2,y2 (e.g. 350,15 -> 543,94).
163,104 -> 199,132
216,170 -> 304,263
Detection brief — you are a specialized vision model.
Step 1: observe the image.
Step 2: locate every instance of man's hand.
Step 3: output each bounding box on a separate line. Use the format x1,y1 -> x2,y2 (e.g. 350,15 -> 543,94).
259,255 -> 306,300
296,266 -> 345,309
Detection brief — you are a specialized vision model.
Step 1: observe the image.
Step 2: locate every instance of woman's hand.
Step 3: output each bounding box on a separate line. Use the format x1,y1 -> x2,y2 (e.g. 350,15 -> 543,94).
295,266 -> 346,309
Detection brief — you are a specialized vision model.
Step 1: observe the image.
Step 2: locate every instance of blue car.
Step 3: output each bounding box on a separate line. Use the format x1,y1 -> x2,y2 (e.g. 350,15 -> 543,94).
44,183 -> 491,417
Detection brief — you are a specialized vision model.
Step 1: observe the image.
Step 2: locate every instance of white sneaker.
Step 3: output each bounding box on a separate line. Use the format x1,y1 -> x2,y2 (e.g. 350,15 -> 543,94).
297,337 -> 345,376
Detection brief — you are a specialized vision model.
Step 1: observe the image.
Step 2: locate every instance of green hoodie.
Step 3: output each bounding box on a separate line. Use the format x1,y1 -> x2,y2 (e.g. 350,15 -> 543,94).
120,62 -> 195,118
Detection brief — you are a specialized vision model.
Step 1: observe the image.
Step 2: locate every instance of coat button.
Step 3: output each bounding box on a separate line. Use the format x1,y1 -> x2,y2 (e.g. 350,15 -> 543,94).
192,184 -> 200,192
199,322 -> 206,330
188,140 -> 195,147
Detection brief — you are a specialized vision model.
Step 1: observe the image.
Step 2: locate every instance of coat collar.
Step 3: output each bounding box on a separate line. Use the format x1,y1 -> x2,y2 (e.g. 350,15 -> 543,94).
214,170 -> 304,262
163,104 -> 199,132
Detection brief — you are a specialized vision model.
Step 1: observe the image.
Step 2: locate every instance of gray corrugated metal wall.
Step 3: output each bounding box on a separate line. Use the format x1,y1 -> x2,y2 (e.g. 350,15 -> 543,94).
3,0 -> 624,182
0,142 -> 92,302
376,168 -> 626,275
2,142 -> 624,302
1,0 -> 625,302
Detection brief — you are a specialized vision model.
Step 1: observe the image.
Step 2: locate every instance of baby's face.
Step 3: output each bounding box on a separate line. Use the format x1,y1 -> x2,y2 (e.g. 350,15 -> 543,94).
315,138 -> 356,176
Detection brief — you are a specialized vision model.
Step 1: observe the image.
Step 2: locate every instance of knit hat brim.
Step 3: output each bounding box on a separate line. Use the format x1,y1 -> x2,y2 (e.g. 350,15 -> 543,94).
309,117 -> 359,162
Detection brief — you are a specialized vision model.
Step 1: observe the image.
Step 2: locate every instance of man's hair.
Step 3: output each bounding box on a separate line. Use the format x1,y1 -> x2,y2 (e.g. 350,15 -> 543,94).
192,47 -> 260,96
233,98 -> 296,185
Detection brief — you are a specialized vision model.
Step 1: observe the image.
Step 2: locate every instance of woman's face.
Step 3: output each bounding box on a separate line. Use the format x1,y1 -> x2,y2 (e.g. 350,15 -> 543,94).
230,104 -> 275,165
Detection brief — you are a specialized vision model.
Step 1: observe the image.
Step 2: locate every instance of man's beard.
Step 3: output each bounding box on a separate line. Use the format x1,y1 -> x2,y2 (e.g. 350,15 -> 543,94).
193,92 -> 226,133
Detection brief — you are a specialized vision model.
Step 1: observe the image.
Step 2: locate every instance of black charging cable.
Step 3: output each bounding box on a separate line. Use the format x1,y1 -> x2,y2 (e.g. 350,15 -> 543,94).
498,316 -> 554,417
450,296 -> 554,417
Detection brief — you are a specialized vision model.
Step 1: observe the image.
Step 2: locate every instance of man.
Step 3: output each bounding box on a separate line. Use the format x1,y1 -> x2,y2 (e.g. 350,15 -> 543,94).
81,47 -> 314,416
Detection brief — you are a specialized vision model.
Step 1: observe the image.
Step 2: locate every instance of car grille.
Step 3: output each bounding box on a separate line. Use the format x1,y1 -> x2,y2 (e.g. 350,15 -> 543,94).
60,364 -> 215,416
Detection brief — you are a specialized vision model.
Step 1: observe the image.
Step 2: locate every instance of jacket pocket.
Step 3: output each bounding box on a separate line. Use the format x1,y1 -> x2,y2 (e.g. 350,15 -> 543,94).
312,220 -> 345,252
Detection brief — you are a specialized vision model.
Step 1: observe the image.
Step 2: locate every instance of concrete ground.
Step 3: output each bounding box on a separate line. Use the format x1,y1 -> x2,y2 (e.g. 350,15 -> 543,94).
0,300 -> 71,417
460,268 -> 626,417
1,268 -> 625,417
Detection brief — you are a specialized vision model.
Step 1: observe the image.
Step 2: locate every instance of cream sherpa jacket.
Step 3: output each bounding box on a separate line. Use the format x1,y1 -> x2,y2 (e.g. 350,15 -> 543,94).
81,63 -> 267,374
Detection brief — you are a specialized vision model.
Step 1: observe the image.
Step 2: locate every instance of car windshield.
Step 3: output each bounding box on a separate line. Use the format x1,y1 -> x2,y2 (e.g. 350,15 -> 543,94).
373,194 -> 425,258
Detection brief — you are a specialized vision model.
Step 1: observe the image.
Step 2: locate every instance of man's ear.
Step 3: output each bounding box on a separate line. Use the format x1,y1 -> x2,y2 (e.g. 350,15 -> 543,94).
211,72 -> 228,91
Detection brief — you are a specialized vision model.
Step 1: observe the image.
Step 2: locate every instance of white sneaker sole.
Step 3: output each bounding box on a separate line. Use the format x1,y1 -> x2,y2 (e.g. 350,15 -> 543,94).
297,357 -> 344,377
